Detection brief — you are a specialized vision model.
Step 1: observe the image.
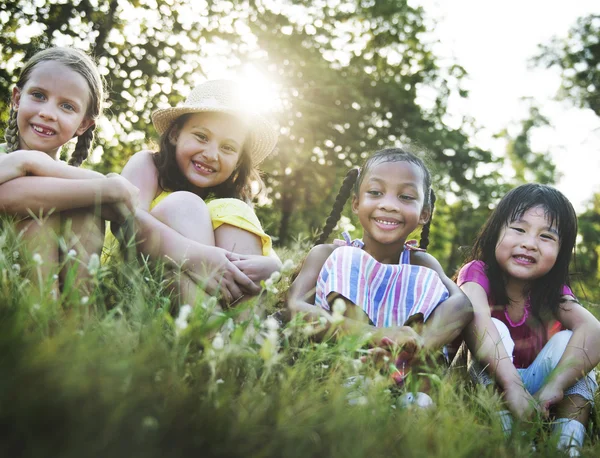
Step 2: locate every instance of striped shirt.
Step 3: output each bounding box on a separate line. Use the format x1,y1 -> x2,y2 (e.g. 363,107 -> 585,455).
315,237 -> 449,327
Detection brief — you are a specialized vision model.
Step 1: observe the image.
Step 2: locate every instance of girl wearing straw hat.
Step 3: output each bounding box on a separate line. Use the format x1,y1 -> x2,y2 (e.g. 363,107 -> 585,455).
118,79 -> 281,306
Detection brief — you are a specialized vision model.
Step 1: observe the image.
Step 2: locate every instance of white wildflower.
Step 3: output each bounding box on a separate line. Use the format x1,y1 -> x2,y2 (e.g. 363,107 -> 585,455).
332,298 -> 347,315
12,251 -> 19,259
67,249 -> 77,258
32,303 -> 41,311
81,296 -> 89,305
175,304 -> 193,332
32,253 -> 43,266
212,332 -> 225,350
269,270 -> 281,283
302,323 -> 315,336
11,264 -> 20,274
216,378 -> 224,385
281,259 -> 295,273
331,298 -> 347,325
87,253 -> 100,275
52,274 -> 58,280
264,277 -> 279,294
265,316 -> 280,331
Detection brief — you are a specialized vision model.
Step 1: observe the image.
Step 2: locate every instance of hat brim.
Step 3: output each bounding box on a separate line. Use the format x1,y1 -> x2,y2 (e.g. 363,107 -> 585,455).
151,106 -> 277,166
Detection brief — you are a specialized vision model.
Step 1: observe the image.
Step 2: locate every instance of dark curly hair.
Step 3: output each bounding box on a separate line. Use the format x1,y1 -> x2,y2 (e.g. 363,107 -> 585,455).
151,114 -> 263,202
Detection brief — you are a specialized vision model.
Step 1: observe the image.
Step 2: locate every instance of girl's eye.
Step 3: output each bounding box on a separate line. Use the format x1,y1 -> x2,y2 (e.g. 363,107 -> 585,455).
541,233 -> 557,241
399,195 -> 415,201
221,144 -> 237,154
61,103 -> 75,112
510,226 -> 525,233
367,190 -> 382,196
194,133 -> 208,142
31,91 -> 46,101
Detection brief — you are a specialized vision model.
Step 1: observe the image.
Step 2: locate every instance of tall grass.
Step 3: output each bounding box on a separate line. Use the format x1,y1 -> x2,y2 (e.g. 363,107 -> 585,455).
0,229 -> 598,457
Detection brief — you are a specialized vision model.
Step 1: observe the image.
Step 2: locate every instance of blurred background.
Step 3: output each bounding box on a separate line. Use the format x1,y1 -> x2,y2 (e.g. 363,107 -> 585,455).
1,0 -> 599,301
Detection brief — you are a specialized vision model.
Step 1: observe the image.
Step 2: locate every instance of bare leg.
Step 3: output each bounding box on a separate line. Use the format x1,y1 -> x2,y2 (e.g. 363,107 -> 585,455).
150,192 -> 215,308
150,191 -> 215,245
420,298 -> 473,353
554,394 -> 591,425
60,207 -> 105,295
214,224 -> 262,255
16,213 -> 61,301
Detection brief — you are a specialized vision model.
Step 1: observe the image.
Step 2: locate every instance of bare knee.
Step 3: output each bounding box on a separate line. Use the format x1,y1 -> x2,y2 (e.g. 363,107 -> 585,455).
151,191 -> 214,243
214,224 -> 262,255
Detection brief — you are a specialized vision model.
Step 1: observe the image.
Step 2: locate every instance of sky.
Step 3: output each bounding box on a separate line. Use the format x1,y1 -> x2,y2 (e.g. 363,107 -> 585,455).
421,0 -> 600,212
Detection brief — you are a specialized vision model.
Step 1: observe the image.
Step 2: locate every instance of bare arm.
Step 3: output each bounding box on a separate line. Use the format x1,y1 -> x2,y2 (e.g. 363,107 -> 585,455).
287,244 -> 421,348
120,151 -> 260,300
461,281 -> 538,419
0,175 -> 137,216
411,251 -> 473,350
13,150 -> 105,179
535,300 -> 600,414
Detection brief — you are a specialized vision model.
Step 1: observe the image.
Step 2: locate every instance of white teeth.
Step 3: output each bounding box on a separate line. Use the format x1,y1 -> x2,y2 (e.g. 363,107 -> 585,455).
33,125 -> 54,135
375,219 -> 398,226
194,162 -> 214,173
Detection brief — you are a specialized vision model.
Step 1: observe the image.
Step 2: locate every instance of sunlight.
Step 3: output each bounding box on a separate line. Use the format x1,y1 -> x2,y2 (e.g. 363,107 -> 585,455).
232,63 -> 283,114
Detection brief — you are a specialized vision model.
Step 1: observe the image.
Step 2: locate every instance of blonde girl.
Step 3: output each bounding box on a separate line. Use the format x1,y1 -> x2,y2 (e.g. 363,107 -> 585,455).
0,47 -> 138,295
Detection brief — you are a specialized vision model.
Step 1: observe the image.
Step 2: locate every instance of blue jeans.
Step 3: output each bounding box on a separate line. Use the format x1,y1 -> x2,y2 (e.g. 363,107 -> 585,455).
470,318 -> 597,402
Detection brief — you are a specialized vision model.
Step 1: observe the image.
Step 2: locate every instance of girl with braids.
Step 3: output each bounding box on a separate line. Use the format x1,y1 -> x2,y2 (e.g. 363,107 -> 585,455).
287,148 -> 473,403
456,184 -> 599,455
0,47 -> 138,295
118,79 -> 280,307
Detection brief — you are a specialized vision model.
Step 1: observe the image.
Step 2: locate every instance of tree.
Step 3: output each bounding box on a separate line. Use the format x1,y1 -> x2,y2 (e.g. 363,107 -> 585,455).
535,14 -> 600,116
1,0 -> 506,271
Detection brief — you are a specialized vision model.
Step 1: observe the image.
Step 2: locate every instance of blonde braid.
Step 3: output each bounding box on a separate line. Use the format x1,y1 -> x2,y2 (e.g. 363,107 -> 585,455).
68,126 -> 94,166
5,105 -> 20,152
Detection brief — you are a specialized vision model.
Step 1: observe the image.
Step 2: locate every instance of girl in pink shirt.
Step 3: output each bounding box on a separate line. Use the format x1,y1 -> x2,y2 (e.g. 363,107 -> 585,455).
457,183 -> 600,456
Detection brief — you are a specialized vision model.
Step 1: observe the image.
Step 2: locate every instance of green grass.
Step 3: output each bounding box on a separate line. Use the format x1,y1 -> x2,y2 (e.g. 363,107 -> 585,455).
0,230 -> 598,457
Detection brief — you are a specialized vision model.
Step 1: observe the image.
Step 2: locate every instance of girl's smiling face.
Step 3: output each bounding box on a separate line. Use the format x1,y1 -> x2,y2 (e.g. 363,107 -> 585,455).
171,112 -> 248,191
495,205 -> 560,284
12,60 -> 94,159
352,160 -> 430,258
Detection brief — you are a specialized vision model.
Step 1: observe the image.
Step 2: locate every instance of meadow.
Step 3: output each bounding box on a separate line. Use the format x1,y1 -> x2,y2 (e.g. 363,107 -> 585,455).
1,226 -> 598,458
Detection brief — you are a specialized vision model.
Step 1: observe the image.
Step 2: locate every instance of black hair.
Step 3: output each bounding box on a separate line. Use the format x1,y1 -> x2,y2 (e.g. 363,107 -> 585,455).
151,114 -> 263,202
314,147 -> 435,249
465,183 -> 577,321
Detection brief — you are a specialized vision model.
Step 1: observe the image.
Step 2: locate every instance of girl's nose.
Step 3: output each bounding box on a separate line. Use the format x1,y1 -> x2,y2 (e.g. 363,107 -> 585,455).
202,142 -> 218,161
378,196 -> 399,212
39,107 -> 57,121
520,235 -> 538,250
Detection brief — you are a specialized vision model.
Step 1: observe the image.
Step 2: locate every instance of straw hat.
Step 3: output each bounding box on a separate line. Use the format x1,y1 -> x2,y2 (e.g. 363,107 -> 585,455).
151,79 -> 278,165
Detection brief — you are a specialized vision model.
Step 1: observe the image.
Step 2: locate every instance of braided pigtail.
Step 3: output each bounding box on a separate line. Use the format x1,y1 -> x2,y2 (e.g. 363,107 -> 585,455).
5,105 -> 20,152
314,168 -> 359,246
419,189 -> 436,250
68,125 -> 94,167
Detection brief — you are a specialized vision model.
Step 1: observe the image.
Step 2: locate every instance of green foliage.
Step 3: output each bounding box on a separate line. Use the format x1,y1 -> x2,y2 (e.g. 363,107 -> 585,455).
572,193 -> 600,303
1,1 -> 598,295
535,14 -> 600,116
2,226 -> 599,457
